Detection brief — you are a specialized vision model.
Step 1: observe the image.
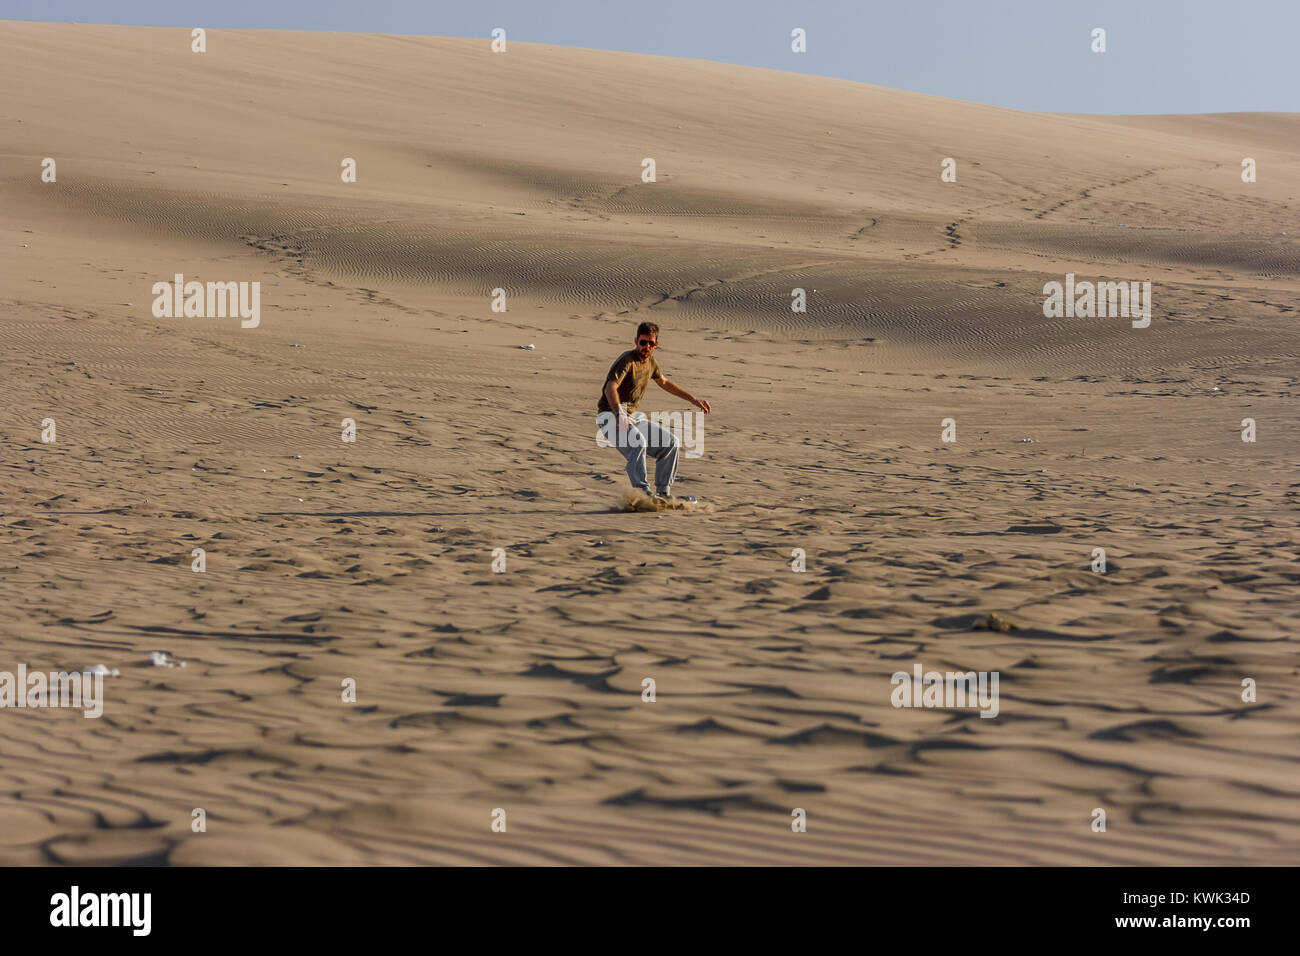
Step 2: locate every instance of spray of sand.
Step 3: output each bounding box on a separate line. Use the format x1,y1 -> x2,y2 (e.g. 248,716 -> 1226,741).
618,491 -> 714,513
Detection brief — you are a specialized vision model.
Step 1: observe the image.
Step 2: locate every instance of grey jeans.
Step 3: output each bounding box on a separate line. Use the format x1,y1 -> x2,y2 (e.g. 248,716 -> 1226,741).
599,411 -> 680,495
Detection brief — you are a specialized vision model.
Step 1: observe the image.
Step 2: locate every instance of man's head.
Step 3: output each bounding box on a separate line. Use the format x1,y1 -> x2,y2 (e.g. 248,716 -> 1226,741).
634,321 -> 659,359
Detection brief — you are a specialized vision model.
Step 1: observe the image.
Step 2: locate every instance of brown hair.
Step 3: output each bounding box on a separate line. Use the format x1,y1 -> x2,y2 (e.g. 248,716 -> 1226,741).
636,321 -> 660,340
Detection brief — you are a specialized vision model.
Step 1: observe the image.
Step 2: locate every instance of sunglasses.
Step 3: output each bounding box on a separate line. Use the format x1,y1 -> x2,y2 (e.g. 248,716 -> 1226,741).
637,338 -> 658,348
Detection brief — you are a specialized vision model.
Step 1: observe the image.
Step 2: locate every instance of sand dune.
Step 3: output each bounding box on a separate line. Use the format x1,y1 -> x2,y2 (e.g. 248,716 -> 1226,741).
1,21 -> 1298,865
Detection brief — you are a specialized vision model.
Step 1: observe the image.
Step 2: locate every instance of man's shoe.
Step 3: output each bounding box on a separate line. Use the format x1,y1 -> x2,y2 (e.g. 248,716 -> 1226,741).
654,494 -> 697,506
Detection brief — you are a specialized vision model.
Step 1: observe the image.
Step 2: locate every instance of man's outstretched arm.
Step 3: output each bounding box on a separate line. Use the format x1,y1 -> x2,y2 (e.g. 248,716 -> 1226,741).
656,377 -> 711,413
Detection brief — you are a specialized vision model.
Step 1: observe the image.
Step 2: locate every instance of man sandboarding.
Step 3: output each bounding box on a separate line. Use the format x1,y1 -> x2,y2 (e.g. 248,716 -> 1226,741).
596,322 -> 711,505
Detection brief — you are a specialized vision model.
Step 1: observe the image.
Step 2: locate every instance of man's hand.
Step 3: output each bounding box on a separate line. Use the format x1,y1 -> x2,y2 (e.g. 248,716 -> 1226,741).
693,397 -> 711,414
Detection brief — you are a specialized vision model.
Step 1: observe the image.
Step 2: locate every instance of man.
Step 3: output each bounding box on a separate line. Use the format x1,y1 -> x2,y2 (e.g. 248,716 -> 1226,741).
596,321 -> 711,502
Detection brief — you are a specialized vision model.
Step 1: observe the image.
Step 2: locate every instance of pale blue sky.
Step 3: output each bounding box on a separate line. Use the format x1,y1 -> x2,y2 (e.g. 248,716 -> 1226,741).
3,0 -> 1294,114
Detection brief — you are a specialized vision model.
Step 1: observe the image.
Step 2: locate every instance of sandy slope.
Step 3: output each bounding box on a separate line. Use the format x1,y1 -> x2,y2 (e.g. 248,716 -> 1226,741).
1,21 -> 1297,865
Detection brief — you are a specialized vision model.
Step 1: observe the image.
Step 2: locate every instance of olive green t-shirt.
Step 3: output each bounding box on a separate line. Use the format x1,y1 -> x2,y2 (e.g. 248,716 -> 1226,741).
597,350 -> 664,414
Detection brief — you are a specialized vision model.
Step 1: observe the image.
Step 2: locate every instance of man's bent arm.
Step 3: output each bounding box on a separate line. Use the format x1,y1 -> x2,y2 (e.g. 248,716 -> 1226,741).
657,378 -> 709,412
603,381 -> 625,419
